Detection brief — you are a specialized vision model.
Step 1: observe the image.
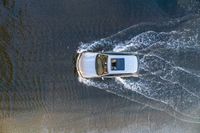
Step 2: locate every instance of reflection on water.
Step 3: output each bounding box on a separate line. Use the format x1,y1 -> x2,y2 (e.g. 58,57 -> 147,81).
0,26 -> 13,86
0,101 -> 199,133
0,0 -> 200,132
2,0 -> 15,9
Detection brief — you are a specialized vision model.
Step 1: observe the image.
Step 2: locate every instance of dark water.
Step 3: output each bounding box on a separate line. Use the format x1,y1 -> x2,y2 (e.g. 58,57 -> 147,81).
0,0 -> 200,132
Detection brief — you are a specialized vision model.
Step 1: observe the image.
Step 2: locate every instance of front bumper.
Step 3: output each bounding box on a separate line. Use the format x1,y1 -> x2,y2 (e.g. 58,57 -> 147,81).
76,53 -> 84,77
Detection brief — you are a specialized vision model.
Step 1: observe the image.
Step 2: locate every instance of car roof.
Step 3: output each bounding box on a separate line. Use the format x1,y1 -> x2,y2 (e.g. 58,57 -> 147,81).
106,54 -> 138,74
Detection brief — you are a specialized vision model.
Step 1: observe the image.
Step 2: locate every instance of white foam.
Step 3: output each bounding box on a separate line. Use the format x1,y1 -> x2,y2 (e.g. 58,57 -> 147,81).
76,17 -> 200,123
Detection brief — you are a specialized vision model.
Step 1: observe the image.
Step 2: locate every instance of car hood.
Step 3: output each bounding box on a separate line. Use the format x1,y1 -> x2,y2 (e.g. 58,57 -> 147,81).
77,53 -> 98,78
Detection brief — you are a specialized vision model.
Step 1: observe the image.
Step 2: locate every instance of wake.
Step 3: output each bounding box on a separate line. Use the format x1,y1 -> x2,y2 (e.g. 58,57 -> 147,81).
77,16 -> 200,123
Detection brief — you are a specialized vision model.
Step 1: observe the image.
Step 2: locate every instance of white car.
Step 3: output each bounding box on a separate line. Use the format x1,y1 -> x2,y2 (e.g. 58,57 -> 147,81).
76,52 -> 139,78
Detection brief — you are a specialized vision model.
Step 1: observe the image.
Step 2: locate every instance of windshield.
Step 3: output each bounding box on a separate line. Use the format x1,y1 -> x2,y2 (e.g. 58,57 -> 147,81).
96,54 -> 108,75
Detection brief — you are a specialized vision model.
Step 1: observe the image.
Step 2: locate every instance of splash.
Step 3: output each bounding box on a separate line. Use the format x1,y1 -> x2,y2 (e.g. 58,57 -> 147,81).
77,16 -> 200,123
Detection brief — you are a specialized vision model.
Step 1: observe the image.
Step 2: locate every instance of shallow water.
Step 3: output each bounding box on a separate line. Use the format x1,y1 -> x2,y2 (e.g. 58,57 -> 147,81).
0,0 -> 200,133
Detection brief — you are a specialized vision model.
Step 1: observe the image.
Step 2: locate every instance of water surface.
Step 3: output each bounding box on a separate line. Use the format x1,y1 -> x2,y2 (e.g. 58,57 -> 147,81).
0,0 -> 200,132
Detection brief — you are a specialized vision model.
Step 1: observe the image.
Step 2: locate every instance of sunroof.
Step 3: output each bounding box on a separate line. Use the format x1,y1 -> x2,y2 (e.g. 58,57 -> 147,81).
111,58 -> 125,70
